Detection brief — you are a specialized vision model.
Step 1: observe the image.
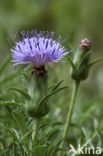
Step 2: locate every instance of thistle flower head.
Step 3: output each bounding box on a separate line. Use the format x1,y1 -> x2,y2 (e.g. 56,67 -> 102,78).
11,30 -> 69,69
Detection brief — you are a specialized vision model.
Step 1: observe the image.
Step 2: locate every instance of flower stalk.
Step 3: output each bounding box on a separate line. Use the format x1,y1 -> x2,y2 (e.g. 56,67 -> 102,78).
29,66 -> 49,142
58,80 -> 79,156
32,118 -> 40,142
58,38 -> 92,156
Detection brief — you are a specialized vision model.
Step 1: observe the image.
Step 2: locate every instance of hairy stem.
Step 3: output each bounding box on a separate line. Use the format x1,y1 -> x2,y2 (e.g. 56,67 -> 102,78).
32,118 -> 40,143
58,80 -> 79,156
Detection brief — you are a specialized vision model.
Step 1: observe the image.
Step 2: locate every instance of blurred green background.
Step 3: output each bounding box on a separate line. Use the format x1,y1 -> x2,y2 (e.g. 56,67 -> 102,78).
0,0 -> 103,154
1,0 -> 103,57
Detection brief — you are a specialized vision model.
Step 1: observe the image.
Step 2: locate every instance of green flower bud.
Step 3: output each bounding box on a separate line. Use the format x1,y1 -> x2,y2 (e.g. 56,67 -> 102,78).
32,103 -> 49,118
26,102 -> 49,118
26,103 -> 37,118
26,65 -> 49,118
71,38 -> 91,81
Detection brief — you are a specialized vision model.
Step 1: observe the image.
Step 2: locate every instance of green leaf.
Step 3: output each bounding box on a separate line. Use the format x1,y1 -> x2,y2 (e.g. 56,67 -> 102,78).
51,80 -> 64,91
51,121 -> 63,126
79,104 -> 98,124
22,73 -> 30,87
40,123 -> 48,130
0,101 -> 24,107
39,86 -> 68,106
22,73 -> 30,82
66,55 -> 75,68
49,139 -> 62,156
89,57 -> 103,67
13,112 -> 27,135
20,130 -> 32,142
10,128 -> 20,141
5,106 -> 23,131
79,50 -> 91,66
47,129 -> 59,141
9,88 -> 31,101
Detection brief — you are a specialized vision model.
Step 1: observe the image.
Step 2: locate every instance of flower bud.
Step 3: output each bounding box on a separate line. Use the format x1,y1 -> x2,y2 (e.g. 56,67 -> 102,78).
27,67 -> 49,118
80,38 -> 91,53
26,104 -> 37,118
26,102 -> 49,118
71,38 -> 91,81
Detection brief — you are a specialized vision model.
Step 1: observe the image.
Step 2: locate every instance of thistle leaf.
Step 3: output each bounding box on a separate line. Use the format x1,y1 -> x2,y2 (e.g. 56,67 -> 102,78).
0,101 -> 24,107
9,128 -> 20,142
20,130 -> 32,142
79,50 -> 91,66
39,86 -> 68,106
89,57 -> 103,67
22,73 -> 30,84
67,55 -> 75,68
51,80 -> 64,91
9,88 -> 31,101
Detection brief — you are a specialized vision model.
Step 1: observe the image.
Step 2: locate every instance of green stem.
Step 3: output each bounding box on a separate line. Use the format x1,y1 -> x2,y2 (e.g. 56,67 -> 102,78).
58,80 -> 80,156
32,118 -> 40,143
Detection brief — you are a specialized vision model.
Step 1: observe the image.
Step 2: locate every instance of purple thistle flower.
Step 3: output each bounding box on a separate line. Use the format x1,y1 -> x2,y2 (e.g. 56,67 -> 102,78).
11,30 -> 69,69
